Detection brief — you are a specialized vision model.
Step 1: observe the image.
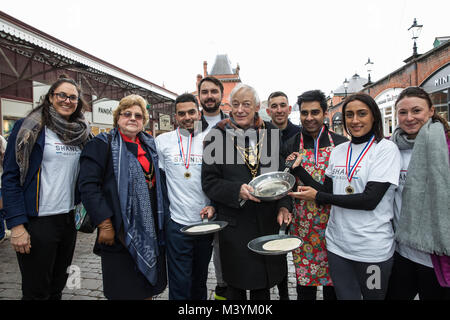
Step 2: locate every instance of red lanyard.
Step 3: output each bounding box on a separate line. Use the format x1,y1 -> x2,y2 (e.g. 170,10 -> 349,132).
177,128 -> 192,170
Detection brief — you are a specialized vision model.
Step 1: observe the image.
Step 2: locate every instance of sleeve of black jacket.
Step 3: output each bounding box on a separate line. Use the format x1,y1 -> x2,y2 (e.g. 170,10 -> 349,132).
315,182 -> 391,210
276,131 -> 293,213
292,164 -> 390,210
78,137 -> 114,227
201,132 -> 243,209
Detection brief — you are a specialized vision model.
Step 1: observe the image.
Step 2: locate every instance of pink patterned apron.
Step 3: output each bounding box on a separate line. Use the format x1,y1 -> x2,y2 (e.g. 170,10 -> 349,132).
291,131 -> 335,286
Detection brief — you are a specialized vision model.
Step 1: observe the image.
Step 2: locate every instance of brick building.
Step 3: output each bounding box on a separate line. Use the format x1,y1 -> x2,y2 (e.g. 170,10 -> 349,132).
194,54 -> 241,114
326,39 -> 450,137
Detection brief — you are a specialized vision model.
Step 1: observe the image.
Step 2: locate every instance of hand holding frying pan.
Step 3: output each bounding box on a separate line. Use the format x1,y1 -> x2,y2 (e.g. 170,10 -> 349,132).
239,157 -> 297,207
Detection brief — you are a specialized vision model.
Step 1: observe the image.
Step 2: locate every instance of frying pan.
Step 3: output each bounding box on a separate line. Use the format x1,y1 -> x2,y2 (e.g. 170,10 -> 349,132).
247,223 -> 302,255
239,159 -> 296,207
180,217 -> 228,235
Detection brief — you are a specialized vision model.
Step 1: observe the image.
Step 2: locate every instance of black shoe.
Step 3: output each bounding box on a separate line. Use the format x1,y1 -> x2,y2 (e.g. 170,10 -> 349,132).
279,293 -> 290,300
214,285 -> 227,300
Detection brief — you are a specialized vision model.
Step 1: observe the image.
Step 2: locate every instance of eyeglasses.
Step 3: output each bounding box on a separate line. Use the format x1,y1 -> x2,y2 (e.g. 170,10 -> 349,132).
52,92 -> 79,103
231,101 -> 253,109
120,111 -> 144,120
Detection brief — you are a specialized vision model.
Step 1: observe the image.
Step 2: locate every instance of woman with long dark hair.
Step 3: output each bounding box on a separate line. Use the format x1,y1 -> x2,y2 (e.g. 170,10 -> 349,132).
2,75 -> 91,300
386,86 -> 450,299
288,93 -> 401,299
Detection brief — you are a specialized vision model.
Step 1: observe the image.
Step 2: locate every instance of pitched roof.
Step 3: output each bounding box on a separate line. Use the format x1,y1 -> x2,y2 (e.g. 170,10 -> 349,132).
210,54 -> 235,75
333,73 -> 368,95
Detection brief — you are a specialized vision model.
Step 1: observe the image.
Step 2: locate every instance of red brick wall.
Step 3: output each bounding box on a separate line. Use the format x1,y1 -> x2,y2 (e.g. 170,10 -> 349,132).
325,43 -> 450,133
362,43 -> 450,98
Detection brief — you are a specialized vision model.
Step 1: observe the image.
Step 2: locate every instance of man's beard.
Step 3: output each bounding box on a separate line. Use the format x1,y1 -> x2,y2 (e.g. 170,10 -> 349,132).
201,99 -> 221,113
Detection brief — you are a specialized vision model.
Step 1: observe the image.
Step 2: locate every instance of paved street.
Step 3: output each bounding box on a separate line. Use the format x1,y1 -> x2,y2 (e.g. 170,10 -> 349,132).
0,232 -> 320,300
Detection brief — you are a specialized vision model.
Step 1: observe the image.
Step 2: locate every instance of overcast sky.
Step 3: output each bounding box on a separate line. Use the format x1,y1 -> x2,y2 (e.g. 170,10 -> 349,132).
2,0 -> 449,104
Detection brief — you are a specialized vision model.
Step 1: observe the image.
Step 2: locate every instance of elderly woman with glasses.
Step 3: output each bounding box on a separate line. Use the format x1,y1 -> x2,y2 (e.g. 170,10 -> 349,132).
2,75 -> 92,300
78,94 -> 168,300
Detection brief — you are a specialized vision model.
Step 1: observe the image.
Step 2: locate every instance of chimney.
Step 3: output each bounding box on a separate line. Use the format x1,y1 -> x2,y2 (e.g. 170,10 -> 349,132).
196,74 -> 203,90
203,61 -> 208,77
236,63 -> 240,76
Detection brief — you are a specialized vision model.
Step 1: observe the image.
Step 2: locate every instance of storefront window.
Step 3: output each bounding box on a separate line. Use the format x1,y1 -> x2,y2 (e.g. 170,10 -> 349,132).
332,112 -> 344,135
3,118 -> 18,141
430,90 -> 449,121
332,123 -> 344,135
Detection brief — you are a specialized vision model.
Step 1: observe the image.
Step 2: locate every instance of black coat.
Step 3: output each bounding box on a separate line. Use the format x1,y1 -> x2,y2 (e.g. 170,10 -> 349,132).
78,135 -> 167,252
201,121 -> 292,290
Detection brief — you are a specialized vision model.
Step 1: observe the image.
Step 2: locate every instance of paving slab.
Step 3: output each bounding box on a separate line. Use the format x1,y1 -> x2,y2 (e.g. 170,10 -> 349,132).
1,232 -> 315,300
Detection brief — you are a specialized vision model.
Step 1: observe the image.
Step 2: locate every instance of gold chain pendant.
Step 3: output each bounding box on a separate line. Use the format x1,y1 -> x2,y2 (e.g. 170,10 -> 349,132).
248,148 -> 257,166
231,125 -> 266,179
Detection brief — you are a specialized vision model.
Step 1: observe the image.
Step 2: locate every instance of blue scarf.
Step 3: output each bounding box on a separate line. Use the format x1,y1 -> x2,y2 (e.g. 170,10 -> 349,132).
98,128 -> 166,285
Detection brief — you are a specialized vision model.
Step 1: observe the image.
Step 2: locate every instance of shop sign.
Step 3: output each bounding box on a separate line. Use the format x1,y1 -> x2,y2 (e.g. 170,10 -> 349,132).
375,88 -> 404,108
159,114 -> 171,131
33,81 -> 51,108
421,63 -> 450,93
93,99 -> 118,125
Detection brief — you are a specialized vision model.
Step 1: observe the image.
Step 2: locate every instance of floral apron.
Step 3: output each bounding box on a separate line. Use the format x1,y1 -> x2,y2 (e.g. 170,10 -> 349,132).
291,131 -> 335,286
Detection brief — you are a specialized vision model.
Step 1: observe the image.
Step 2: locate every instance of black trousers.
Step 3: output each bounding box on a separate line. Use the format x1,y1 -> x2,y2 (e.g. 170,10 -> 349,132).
386,251 -> 450,300
297,285 -> 337,300
16,212 -> 77,300
165,218 -> 213,300
327,250 -> 394,300
227,285 -> 271,300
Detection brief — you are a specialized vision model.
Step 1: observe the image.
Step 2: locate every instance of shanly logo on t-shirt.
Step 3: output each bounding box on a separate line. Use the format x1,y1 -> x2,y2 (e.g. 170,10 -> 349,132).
171,154 -> 203,166
331,165 -> 361,180
55,143 -> 80,155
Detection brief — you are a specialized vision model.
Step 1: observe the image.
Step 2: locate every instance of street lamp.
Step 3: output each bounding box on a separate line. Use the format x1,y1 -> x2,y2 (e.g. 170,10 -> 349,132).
365,58 -> 374,84
408,18 -> 423,57
330,90 -> 334,107
343,78 -> 349,97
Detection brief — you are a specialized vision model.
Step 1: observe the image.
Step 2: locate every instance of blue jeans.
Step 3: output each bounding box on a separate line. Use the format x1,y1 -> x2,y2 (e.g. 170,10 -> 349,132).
166,218 -> 213,300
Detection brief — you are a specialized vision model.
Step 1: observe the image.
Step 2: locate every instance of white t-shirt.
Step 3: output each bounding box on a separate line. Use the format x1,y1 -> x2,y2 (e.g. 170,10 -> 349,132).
155,129 -> 210,226
202,113 -> 223,138
394,148 -> 433,268
203,114 -> 222,128
38,127 -> 81,216
324,138 -> 401,262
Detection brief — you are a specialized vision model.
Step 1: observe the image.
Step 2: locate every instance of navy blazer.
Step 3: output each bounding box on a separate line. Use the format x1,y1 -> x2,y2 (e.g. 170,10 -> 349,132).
1,118 -> 81,229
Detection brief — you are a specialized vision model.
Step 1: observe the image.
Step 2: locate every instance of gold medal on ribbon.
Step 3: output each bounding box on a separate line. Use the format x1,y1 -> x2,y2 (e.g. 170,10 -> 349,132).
345,185 -> 354,194
312,170 -> 321,182
177,128 -> 193,179
345,135 -> 375,196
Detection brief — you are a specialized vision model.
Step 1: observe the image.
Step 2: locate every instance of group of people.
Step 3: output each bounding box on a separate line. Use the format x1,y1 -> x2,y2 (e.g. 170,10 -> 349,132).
1,74 -> 449,301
